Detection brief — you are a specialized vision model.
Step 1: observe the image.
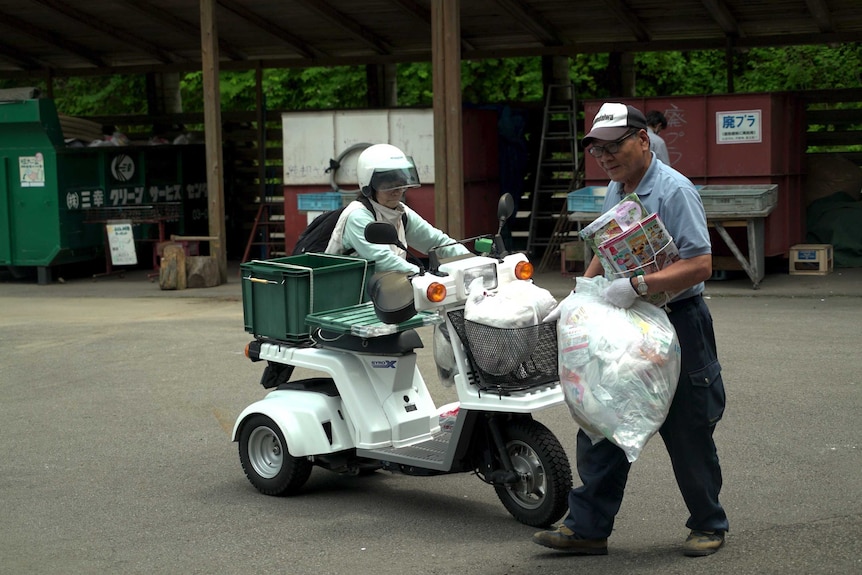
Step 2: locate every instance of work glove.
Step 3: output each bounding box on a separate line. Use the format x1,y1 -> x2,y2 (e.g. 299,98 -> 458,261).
602,277 -> 638,309
542,297 -> 568,323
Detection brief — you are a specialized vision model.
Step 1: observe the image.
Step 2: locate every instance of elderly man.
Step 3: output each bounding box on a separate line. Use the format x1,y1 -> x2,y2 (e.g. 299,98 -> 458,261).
532,103 -> 729,557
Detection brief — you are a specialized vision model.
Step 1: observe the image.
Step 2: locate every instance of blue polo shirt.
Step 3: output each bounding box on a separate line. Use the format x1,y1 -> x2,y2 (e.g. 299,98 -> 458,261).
600,153 -> 711,301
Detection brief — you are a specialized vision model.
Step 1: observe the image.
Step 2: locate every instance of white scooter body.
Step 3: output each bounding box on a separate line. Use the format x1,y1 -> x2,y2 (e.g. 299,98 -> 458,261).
233,205 -> 573,526
232,252 -> 563,458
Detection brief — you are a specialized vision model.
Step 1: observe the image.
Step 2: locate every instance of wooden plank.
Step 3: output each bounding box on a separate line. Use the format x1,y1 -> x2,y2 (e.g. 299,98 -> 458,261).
805,108 -> 862,125
431,0 -> 464,238
805,130 -> 862,147
806,151 -> 862,166
712,255 -> 743,270
200,0 -> 227,282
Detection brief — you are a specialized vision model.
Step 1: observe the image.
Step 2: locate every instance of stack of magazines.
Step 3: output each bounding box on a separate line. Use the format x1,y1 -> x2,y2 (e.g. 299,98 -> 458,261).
579,193 -> 680,306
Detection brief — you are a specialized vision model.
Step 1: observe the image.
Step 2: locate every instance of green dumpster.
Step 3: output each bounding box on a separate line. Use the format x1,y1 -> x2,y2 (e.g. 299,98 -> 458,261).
0,98 -> 208,283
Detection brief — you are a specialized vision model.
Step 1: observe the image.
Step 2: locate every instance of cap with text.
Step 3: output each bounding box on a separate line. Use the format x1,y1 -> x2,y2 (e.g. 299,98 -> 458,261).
582,103 -> 647,147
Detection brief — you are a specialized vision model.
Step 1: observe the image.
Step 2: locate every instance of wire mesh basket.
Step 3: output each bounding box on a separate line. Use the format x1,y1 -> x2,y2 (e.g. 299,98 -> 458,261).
447,309 -> 559,394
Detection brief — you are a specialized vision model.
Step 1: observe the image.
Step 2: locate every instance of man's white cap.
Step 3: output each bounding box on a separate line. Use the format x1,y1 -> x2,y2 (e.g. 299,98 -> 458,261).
582,103 -> 647,146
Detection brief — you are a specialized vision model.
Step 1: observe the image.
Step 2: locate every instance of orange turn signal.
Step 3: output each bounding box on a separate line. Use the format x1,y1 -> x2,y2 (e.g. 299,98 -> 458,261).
426,282 -> 447,302
514,261 -> 534,280
244,342 -> 251,358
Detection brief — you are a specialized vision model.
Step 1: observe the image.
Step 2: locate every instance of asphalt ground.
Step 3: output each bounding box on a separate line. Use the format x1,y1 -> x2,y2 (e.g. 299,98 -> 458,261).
1,263 -> 861,575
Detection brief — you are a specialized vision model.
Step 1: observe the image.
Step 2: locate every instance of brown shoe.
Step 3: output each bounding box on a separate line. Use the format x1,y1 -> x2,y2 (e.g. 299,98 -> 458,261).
683,530 -> 725,557
532,525 -> 608,555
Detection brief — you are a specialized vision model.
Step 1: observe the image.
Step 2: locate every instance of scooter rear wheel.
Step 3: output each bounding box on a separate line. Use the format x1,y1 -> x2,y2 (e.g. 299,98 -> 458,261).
493,419 -> 572,527
238,414 -> 313,495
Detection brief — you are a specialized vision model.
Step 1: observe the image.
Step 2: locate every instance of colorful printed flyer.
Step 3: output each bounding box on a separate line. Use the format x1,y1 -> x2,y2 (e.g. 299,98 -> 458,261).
580,197 -> 682,306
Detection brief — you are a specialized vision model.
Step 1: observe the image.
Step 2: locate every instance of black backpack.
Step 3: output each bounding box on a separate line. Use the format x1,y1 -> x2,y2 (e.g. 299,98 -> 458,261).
291,196 -> 407,255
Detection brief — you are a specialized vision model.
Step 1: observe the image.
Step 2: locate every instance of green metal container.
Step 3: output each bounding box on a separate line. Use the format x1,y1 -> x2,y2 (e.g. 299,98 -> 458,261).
240,253 -> 375,342
0,99 -> 207,282
0,99 -> 101,277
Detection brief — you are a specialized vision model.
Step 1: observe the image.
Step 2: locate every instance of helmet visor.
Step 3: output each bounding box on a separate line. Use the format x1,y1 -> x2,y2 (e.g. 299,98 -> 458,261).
370,165 -> 421,193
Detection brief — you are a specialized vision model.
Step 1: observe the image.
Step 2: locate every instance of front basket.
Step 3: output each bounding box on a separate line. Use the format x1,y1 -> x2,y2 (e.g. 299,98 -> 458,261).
447,309 -> 558,394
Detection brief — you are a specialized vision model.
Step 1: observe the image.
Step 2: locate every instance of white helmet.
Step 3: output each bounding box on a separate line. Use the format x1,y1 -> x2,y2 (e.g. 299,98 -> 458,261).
357,143 -> 420,198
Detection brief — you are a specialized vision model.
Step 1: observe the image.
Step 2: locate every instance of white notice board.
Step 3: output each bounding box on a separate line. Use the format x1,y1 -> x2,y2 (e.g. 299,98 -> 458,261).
282,109 -> 435,185
106,220 -> 138,266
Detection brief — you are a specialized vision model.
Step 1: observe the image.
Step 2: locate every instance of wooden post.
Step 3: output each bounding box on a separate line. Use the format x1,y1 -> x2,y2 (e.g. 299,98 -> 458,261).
431,0 -> 464,238
200,0 -> 227,283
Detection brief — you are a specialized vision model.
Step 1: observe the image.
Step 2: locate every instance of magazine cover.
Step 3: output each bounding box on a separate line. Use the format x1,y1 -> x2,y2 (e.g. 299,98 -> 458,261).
578,193 -> 647,255
596,213 -> 681,306
597,213 -> 679,275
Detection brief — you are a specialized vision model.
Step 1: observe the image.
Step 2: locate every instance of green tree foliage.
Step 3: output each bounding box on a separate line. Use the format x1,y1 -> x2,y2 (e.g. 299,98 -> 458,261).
634,51 -> 729,96
2,44 -> 859,115
461,58 -> 544,104
396,62 -> 433,106
180,67 -> 370,112
0,75 -> 148,116
735,45 -> 862,91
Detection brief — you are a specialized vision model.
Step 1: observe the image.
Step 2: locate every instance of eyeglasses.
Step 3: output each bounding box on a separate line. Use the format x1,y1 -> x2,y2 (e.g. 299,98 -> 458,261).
587,131 -> 638,158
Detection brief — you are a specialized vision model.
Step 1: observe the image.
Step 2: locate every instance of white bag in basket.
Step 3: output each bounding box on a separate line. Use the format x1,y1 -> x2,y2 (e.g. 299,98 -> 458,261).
463,278 -> 557,375
557,276 -> 680,462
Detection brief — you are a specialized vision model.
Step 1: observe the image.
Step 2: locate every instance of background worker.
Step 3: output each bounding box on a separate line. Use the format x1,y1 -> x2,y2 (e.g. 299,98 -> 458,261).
646,109 -> 671,165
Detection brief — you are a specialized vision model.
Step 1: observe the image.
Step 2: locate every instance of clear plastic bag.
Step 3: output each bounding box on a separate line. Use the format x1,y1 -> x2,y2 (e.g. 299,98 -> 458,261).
557,276 -> 681,462
433,320 -> 457,387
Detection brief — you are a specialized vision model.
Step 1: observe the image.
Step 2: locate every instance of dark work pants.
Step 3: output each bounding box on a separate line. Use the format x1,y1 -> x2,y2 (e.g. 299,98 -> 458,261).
563,295 -> 730,539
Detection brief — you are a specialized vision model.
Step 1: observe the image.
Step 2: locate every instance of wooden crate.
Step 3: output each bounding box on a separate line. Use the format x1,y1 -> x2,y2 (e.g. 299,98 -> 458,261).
789,244 -> 833,275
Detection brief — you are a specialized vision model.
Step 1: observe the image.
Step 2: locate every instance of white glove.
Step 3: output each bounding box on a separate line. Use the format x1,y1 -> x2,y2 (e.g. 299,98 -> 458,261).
542,296 -> 569,323
602,277 -> 638,309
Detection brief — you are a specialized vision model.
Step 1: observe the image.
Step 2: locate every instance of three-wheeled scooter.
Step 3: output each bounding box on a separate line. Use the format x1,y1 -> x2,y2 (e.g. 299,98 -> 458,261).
233,194 -> 572,526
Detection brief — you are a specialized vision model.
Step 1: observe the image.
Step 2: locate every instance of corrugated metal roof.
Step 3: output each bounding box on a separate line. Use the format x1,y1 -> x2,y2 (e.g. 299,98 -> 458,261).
0,0 -> 860,76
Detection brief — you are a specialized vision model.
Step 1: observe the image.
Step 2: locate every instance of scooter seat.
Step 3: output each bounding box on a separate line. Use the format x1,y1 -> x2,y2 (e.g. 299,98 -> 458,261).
314,328 -> 423,355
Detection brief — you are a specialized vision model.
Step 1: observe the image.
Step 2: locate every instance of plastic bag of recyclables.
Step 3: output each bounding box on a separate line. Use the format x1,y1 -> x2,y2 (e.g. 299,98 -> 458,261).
463,277 -> 557,376
556,276 -> 681,462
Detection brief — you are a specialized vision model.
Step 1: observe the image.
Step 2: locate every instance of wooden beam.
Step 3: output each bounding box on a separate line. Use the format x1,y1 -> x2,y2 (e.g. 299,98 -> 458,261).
255,64 -> 267,202
432,0 -> 464,238
725,37 -> 735,93
217,0 -> 323,59
602,0 -> 651,42
700,0 -> 743,37
0,40 -> 44,70
200,0 -> 227,282
117,0 -> 246,61
494,0 -> 562,45
0,10 -> 106,68
389,0 -> 431,22
804,0 -> 835,33
31,0 -> 179,63
294,0 -> 392,54
389,0 -> 475,52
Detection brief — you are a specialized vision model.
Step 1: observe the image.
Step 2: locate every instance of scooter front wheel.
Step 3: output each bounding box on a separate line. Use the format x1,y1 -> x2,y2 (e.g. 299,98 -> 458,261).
494,419 -> 572,527
238,414 -> 313,495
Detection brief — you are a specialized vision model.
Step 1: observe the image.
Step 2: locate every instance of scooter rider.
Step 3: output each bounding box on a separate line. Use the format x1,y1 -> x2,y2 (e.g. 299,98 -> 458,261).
325,143 -> 469,272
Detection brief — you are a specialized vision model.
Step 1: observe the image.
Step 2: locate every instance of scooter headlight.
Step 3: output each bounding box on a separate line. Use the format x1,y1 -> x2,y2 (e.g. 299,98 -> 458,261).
462,263 -> 498,294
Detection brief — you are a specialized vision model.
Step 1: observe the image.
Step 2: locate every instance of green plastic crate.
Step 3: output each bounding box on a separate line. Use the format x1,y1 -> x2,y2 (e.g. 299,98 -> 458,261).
241,253 -> 374,342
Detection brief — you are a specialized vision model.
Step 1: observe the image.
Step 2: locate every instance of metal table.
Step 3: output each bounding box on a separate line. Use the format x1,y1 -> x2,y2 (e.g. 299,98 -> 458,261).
566,211 -> 602,264
569,209 -> 772,289
707,213 -> 769,289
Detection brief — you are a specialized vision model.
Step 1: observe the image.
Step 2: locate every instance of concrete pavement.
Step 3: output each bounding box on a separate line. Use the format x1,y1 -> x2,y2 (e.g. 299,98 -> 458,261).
1,259 -> 861,575
3,259 -> 861,301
